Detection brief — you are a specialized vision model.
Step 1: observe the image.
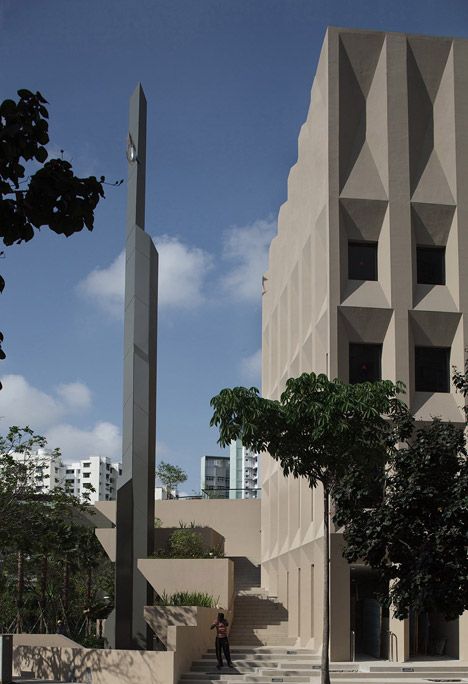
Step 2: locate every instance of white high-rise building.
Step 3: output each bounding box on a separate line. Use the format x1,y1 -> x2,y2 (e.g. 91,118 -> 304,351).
64,456 -> 122,504
229,439 -> 259,499
11,448 -> 66,495
10,450 -> 121,504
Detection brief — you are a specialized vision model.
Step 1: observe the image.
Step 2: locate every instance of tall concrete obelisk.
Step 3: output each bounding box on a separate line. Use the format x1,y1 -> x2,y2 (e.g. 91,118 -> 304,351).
113,84 -> 158,649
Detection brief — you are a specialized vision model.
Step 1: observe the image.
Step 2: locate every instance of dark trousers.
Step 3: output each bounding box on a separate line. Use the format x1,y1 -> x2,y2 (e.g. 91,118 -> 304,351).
215,636 -> 231,666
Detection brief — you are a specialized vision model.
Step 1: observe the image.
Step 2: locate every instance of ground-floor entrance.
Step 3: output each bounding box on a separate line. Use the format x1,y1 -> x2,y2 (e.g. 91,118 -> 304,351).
350,565 -> 390,659
409,610 -> 459,658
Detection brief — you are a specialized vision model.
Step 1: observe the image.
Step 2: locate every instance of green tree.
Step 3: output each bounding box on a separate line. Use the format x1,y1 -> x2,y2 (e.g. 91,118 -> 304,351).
0,89 -> 106,374
334,418 -> 468,621
0,426 -> 91,632
453,357 -> 468,417
156,461 -> 187,498
210,373 -> 410,684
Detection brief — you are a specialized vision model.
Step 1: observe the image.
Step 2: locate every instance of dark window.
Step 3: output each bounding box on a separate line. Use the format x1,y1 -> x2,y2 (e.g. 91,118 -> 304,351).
349,344 -> 382,384
348,242 -> 378,281
415,346 -> 450,392
417,246 -> 445,285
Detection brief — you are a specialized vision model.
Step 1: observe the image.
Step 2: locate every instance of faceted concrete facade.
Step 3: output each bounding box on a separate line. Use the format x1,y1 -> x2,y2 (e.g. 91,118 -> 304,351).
261,28 -> 468,660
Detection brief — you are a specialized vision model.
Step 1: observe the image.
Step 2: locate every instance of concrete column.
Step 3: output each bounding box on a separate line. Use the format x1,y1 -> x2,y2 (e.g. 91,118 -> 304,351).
329,534 -> 350,661
389,613 -> 410,662
458,611 -> 468,660
111,84 -> 158,650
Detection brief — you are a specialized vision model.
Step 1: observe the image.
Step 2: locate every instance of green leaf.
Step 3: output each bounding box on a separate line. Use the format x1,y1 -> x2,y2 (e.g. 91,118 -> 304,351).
34,146 -> 48,163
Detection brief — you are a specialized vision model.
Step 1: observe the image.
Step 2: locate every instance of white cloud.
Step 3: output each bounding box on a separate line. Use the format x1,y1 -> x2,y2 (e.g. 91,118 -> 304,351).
78,251 -> 125,317
240,349 -> 262,384
45,422 -> 121,463
221,219 -> 276,304
0,374 -> 63,431
56,382 -> 92,411
78,235 -> 212,317
0,375 -> 119,463
157,235 -> 212,308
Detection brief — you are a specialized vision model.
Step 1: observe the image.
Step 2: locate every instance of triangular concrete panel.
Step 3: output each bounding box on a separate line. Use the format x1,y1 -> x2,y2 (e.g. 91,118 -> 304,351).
366,40 -> 388,190
340,32 -> 385,97
413,284 -> 458,312
340,141 -> 387,201
412,392 -> 465,424
411,202 -> 455,245
407,37 -> 452,103
341,280 -> 390,309
411,150 -> 455,206
340,198 -> 388,241
339,306 -> 393,343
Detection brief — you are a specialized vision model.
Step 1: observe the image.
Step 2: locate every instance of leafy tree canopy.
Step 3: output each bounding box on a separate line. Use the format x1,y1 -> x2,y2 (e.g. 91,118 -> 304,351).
210,373 -> 410,684
210,374 -> 412,489
156,461 -> 187,495
0,89 -> 104,247
334,418 -> 468,620
0,89 -> 107,379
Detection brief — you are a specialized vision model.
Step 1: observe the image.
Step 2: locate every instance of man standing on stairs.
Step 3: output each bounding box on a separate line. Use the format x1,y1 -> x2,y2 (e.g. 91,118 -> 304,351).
211,612 -> 234,669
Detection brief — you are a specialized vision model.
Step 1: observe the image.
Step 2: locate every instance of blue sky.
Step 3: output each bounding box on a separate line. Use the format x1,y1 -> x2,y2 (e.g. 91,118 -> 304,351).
1,0 -> 467,494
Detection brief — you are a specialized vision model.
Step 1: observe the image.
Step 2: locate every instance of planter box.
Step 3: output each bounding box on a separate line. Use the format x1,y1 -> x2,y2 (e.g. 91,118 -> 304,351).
154,526 -> 224,556
138,557 -> 234,610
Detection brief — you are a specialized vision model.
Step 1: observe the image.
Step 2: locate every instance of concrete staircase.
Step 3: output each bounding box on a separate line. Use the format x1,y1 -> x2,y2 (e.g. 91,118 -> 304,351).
228,557 -> 293,647
178,557 -> 468,684
179,646 -> 468,684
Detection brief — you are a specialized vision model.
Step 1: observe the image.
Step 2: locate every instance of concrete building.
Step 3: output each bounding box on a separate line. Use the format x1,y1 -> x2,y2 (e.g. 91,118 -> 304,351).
229,439 -> 259,499
261,27 -> 468,661
200,455 -> 230,497
64,456 -> 122,504
10,449 -> 121,503
11,448 -> 65,494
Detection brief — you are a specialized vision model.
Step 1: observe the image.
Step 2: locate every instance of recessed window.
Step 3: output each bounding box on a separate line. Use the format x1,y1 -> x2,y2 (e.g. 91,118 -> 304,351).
415,346 -> 450,392
348,242 -> 378,281
417,246 -> 445,285
349,343 -> 382,384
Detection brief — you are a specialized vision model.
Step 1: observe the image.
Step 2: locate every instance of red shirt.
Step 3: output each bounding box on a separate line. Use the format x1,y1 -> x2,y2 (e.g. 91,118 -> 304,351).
212,619 -> 229,637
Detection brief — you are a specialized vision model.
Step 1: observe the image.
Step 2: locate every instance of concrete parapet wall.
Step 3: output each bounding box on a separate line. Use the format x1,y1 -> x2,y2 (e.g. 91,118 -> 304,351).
14,644 -> 174,684
13,608 -> 222,684
138,558 -> 234,610
144,606 -> 222,681
155,499 -> 261,563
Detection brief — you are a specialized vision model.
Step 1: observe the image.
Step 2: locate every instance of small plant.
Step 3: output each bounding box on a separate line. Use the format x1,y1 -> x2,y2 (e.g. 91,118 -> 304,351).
178,520 -> 197,529
168,529 -> 205,558
155,591 -> 219,608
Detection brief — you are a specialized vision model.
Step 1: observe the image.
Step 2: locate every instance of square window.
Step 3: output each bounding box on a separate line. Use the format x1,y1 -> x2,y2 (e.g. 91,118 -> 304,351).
349,343 -> 382,384
415,346 -> 450,392
417,246 -> 445,285
348,242 -> 378,281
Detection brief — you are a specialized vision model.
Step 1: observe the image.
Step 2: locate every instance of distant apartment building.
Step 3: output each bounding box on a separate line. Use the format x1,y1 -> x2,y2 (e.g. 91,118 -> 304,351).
11,448 -> 65,495
10,449 -> 121,504
229,439 -> 259,499
64,456 -> 122,504
200,455 -> 230,498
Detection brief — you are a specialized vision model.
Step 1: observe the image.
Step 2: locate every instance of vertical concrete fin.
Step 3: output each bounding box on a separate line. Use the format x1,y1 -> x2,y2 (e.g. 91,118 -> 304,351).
113,83 -> 158,651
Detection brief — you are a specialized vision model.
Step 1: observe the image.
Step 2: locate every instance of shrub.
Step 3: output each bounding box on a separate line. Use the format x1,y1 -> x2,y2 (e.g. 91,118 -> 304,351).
155,591 -> 218,608
168,529 -> 205,558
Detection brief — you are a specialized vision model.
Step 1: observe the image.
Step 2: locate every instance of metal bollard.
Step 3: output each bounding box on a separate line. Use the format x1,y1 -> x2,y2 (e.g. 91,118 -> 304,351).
0,634 -> 13,684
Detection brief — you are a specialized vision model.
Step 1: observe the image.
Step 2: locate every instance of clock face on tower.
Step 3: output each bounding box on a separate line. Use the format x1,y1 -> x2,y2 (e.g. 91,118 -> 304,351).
126,133 -> 137,163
